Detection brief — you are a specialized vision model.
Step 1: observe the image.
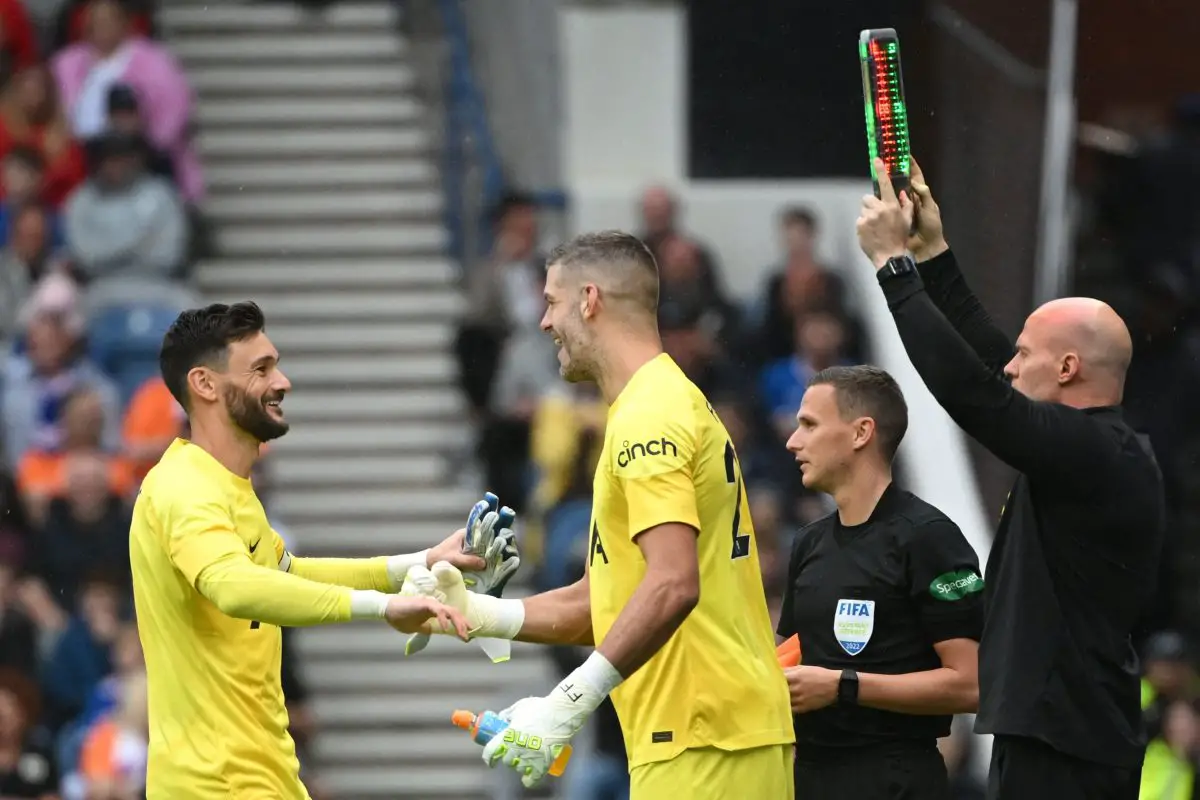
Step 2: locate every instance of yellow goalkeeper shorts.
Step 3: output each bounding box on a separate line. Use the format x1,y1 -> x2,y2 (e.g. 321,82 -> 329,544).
629,744 -> 794,800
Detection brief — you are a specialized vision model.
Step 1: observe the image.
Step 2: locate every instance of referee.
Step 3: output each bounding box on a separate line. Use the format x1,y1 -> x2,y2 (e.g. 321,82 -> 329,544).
857,158 -> 1166,800
778,365 -> 983,798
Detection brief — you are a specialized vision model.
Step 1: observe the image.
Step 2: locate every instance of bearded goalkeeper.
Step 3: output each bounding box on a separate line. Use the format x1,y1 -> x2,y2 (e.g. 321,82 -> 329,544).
132,302 -> 518,799
406,232 -> 794,799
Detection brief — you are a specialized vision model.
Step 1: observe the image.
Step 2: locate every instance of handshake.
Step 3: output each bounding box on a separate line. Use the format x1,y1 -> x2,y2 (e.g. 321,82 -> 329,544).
393,492 -> 526,662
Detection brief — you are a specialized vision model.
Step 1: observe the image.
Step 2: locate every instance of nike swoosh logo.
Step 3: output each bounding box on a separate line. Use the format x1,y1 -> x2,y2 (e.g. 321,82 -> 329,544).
249,540 -> 261,554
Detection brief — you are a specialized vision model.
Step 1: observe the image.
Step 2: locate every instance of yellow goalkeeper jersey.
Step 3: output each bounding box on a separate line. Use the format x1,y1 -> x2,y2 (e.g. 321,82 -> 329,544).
131,440 -> 312,799
587,354 -> 794,768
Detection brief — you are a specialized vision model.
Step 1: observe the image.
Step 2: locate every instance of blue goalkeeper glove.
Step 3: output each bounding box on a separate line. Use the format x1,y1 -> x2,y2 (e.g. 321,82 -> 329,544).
403,492 -> 520,661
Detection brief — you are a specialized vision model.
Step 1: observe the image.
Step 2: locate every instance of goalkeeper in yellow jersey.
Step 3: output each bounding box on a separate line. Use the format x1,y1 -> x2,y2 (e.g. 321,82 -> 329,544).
406,232 -> 795,799
130,301 -> 519,800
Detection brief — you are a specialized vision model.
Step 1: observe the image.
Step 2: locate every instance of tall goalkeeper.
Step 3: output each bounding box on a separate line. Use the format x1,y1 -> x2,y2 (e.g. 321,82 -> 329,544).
405,233 -> 794,799
130,301 -> 520,800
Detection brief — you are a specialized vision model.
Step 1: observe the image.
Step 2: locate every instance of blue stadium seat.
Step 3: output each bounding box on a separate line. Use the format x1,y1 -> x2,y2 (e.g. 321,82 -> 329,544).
88,305 -> 180,407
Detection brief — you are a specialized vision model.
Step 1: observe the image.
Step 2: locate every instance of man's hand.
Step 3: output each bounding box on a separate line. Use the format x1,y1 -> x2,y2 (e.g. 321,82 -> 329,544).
383,594 -> 470,639
784,665 -> 840,713
480,693 -> 589,788
400,562 -> 525,656
906,156 -> 949,262
856,157 -> 915,269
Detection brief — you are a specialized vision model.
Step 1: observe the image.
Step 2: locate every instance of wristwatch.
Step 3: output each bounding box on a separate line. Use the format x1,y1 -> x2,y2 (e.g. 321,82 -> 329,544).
837,669 -> 860,707
876,254 -> 916,282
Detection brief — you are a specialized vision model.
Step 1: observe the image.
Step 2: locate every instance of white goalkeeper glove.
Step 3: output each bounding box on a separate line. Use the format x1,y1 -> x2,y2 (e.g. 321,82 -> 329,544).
402,493 -> 520,661
481,653 -> 623,788
401,561 -> 526,660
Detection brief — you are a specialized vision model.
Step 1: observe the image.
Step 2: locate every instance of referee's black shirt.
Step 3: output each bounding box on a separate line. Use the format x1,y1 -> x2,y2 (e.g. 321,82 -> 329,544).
880,249 -> 1166,769
777,484 -> 984,752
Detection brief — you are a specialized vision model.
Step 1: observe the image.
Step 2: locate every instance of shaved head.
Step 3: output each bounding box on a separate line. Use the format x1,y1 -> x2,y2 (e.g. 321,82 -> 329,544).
1006,296 -> 1133,407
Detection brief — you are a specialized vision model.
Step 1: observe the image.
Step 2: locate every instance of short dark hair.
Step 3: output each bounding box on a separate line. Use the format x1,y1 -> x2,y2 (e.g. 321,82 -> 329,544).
809,365 -> 908,462
781,206 -> 818,231
491,190 -> 536,226
546,230 -> 659,313
159,301 -> 266,412
5,145 -> 44,173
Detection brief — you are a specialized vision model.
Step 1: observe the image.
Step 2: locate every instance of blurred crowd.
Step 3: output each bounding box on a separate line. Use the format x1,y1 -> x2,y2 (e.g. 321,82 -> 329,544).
0,1 -> 325,798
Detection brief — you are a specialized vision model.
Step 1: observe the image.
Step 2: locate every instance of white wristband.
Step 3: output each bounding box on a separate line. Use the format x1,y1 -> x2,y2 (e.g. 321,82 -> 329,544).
469,594 -> 525,640
349,590 -> 390,620
386,551 -> 429,590
571,651 -> 623,697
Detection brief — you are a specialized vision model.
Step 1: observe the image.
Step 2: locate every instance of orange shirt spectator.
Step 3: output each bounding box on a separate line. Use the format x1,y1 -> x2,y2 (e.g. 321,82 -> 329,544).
122,376 -> 184,482
17,448 -> 133,499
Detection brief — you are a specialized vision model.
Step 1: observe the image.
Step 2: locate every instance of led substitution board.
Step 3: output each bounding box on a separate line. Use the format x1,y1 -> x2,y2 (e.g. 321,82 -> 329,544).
859,29 -> 911,198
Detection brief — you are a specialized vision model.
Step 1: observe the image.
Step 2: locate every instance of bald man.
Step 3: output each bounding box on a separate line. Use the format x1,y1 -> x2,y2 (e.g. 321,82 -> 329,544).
856,158 -> 1165,800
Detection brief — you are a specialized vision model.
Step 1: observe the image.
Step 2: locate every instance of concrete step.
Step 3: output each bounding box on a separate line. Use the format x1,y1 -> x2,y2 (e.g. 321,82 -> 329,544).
272,454 -> 447,488
234,291 -> 461,321
198,259 -> 455,291
191,66 -> 415,96
162,2 -> 396,33
319,730 -> 465,762
273,485 -> 477,519
199,127 -> 428,159
251,323 -> 455,355
319,765 -> 487,798
197,96 -> 422,127
306,657 -> 546,692
276,388 -> 464,420
313,691 -> 497,728
299,623 -> 540,659
174,32 -> 406,63
206,190 -> 440,223
215,222 -> 445,257
272,418 -> 466,452
286,522 -> 481,554
205,159 -> 435,189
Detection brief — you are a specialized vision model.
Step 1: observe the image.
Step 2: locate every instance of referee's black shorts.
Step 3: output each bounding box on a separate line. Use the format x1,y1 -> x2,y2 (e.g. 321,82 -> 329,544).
987,735 -> 1142,800
794,741 -> 948,799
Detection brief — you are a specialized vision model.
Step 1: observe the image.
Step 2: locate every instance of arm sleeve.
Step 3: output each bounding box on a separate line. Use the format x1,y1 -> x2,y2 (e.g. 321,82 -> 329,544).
608,404 -> 701,541
915,249 -> 1016,372
285,555 -> 395,592
165,497 -> 355,626
881,269 -> 1120,489
906,518 -> 985,644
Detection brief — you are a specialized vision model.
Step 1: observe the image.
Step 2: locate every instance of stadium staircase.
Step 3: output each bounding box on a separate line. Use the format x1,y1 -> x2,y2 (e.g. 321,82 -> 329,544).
161,3 -> 554,798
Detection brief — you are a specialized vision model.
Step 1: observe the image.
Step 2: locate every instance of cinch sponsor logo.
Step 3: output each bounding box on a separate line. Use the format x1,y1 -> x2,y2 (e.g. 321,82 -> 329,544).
929,570 -> 984,601
616,437 -> 677,468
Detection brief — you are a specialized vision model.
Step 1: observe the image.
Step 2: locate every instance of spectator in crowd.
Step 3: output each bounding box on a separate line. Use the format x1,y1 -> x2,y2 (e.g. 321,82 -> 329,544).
637,184 -> 720,284
456,191 -> 545,499
2,273 -> 120,469
658,288 -> 742,398
103,84 -> 171,182
759,311 -> 851,441
53,0 -> 203,204
75,668 -> 146,800
0,561 -> 38,676
0,0 -> 39,74
656,234 -> 740,346
39,575 -> 124,730
0,146 -> 64,247
18,388 -> 134,524
529,382 -> 605,590
23,449 -> 133,610
755,206 -> 865,364
64,130 -> 186,281
120,375 -> 184,484
0,667 -> 58,799
0,65 -> 86,207
748,488 -> 786,627
0,202 -> 65,339
50,0 -> 154,60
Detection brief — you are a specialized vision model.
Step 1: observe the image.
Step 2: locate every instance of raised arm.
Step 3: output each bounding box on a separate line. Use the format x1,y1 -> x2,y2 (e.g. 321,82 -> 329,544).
905,158 -> 1014,372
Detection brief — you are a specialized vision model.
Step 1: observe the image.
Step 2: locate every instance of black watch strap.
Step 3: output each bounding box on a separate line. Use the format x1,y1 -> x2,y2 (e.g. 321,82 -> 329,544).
838,669 -> 860,707
876,254 -> 916,282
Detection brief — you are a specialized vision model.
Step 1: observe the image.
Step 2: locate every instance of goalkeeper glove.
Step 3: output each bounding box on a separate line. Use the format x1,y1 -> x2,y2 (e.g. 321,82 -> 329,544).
402,494 -> 520,660
401,561 -> 525,646
481,653 -> 623,788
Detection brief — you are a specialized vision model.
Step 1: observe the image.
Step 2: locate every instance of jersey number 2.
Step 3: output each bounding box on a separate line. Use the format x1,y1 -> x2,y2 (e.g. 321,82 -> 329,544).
724,441 -> 751,560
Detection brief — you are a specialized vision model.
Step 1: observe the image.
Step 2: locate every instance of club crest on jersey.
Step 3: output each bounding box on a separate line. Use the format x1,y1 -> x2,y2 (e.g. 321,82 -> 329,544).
833,599 -> 874,656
